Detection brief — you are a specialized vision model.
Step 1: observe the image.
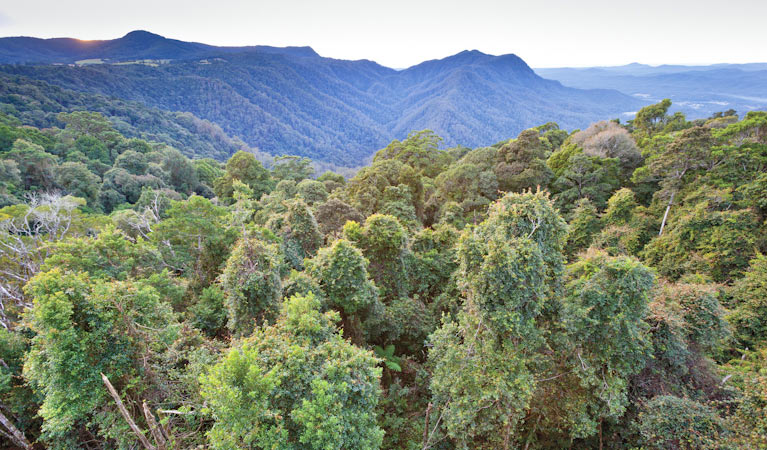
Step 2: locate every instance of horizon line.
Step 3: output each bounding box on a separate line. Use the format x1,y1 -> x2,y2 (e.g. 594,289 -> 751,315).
2,29 -> 767,71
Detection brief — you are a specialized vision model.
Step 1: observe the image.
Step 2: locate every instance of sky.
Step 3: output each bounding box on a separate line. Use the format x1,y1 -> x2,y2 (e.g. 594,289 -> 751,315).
0,0 -> 765,68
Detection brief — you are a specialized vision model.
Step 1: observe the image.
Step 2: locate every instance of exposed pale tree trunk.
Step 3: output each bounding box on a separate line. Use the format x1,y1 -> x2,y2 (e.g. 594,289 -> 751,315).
142,401 -> 166,450
101,373 -> 156,450
659,191 -> 675,236
0,408 -> 33,450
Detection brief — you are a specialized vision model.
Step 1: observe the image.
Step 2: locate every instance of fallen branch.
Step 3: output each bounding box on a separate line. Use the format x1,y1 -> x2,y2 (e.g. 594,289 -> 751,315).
157,409 -> 195,415
143,401 -> 166,450
0,408 -> 33,450
100,373 -> 156,450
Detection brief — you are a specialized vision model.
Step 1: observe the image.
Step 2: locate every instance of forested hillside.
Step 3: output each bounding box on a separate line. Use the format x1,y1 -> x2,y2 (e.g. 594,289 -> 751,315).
1,98 -> 766,449
0,31 -> 645,166
0,73 -> 243,160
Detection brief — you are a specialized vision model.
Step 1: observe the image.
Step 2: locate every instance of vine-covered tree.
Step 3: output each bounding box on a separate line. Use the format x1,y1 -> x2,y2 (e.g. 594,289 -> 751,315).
22,269 -> 176,448
220,235 -> 282,336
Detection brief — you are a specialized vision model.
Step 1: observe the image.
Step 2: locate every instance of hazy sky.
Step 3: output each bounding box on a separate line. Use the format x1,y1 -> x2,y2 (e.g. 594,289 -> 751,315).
1,0 -> 765,68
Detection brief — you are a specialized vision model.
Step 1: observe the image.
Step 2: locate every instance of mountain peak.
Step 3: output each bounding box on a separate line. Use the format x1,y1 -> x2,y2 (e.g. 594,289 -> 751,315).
448,49 -> 492,62
123,30 -> 161,38
120,30 -> 166,43
459,49 -> 489,56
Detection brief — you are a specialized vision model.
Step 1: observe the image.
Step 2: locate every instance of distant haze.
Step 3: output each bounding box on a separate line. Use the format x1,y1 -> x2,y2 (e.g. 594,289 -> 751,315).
0,0 -> 765,68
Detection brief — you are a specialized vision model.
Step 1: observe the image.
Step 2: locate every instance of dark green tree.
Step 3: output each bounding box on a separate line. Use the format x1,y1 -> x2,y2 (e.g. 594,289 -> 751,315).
54,161 -> 100,207
220,235 -> 282,336
5,139 -> 57,191
495,129 -> 553,193
214,150 -> 273,202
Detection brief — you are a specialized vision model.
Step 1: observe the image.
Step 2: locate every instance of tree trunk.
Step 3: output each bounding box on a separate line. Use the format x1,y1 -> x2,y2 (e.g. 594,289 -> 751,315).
340,311 -> 364,346
142,401 -> 166,450
599,419 -> 603,450
422,402 -> 432,449
659,191 -> 675,236
502,416 -> 513,450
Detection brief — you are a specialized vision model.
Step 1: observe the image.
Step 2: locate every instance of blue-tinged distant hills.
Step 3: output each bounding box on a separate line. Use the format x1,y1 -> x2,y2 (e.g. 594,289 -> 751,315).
536,63 -> 767,120
0,30 -> 319,63
0,31 -> 645,166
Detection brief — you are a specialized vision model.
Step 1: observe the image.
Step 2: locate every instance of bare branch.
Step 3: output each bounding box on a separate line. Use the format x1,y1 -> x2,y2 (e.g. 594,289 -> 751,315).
143,401 -> 167,450
0,407 -> 33,450
100,373 -> 156,450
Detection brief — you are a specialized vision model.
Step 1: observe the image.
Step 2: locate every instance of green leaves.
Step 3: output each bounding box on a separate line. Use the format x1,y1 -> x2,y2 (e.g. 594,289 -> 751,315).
561,249 -> 654,425
729,253 -> 767,347
373,345 -> 402,372
344,214 -> 410,301
22,268 -> 177,446
495,128 -> 554,193
427,190 -> 568,446
200,293 -> 383,450
637,395 -> 728,449
306,239 -> 378,315
214,150 -> 274,203
220,235 -> 282,337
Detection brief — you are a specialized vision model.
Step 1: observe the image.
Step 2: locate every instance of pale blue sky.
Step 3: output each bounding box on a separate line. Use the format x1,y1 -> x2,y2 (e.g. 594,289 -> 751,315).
0,0 -> 765,68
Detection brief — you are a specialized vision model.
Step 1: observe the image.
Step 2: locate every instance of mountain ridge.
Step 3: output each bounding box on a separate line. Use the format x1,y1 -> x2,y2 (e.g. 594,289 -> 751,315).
0,30 -> 646,166
0,30 -> 321,63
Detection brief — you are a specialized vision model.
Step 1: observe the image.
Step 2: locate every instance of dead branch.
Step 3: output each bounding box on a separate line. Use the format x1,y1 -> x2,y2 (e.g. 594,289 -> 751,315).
0,408 -> 33,450
100,373 -> 155,450
142,401 -> 166,450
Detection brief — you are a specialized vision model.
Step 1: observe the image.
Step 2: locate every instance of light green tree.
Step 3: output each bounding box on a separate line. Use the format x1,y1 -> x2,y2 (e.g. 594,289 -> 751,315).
200,293 -> 383,450
23,269 -> 177,448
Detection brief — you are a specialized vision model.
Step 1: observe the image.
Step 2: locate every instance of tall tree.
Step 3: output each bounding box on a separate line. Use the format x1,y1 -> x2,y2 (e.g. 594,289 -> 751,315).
427,190 -> 567,449
495,129 -> 553,193
22,269 -> 176,448
305,239 -> 379,344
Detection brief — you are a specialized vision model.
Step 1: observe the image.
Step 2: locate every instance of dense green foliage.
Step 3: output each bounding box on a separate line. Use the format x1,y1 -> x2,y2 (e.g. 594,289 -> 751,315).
0,73 -> 242,161
200,293 -> 383,449
1,100 -> 766,449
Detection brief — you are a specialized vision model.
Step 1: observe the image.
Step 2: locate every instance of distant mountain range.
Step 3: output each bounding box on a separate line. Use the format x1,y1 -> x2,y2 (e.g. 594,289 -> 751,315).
0,31 -> 645,166
536,63 -> 767,119
0,30 -> 319,64
0,30 -> 699,166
